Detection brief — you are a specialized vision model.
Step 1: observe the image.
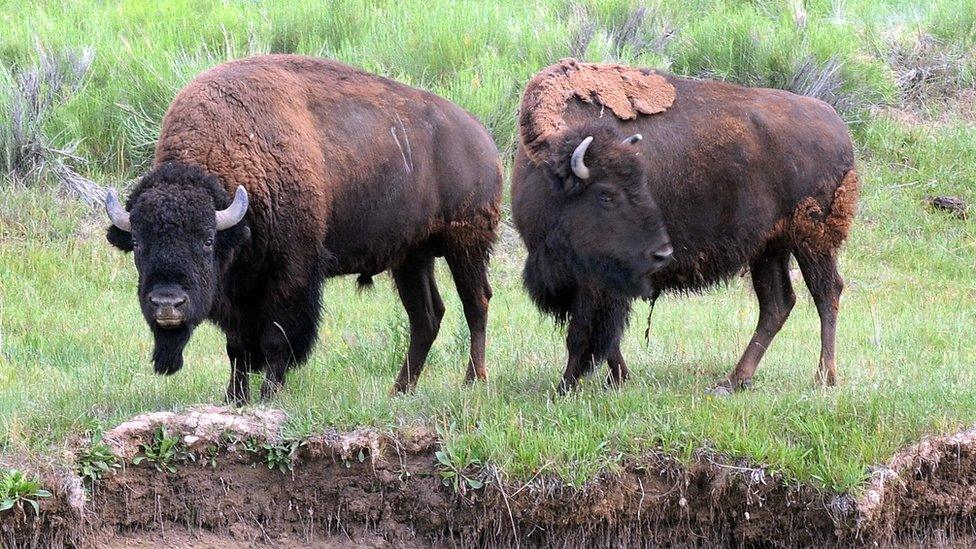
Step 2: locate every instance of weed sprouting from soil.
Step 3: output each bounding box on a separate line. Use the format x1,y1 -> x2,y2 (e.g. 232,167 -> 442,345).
0,470 -> 51,514
435,448 -> 488,495
76,432 -> 120,485
131,426 -> 192,473
262,440 -> 305,473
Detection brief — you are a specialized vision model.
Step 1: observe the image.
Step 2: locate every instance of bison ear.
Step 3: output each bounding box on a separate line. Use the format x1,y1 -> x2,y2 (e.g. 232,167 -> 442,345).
545,168 -> 583,196
216,221 -> 251,249
106,225 -> 134,252
560,177 -> 583,195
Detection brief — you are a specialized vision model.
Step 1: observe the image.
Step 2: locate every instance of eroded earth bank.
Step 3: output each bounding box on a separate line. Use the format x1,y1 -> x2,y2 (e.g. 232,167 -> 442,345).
4,407 -> 976,548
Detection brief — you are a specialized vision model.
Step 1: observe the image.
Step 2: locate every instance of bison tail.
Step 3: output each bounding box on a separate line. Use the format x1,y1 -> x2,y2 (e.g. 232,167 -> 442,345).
824,169 -> 859,248
792,169 -> 860,255
356,274 -> 375,292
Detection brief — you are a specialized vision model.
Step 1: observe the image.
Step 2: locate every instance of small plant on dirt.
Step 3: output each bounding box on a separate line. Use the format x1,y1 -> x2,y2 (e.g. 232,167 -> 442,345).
435,449 -> 487,495
242,435 -> 262,455
77,439 -> 120,484
201,444 -> 220,468
262,440 -> 305,474
132,426 -> 191,473
0,469 -> 52,514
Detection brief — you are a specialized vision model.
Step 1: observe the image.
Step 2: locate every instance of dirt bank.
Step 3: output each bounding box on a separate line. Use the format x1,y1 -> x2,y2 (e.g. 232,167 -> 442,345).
3,407 -> 975,548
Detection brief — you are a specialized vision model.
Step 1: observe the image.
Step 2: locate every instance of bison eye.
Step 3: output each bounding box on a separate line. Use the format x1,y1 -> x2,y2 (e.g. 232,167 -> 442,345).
600,192 -> 614,204
131,239 -> 139,249
204,237 -> 214,248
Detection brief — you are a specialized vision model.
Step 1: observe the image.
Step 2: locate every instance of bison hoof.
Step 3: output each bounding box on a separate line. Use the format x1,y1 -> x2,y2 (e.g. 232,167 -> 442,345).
706,378 -> 752,397
389,381 -> 415,396
813,373 -> 837,387
259,380 -> 283,401
605,375 -> 629,389
706,384 -> 734,398
226,396 -> 249,407
556,379 -> 579,395
464,367 -> 489,385
225,388 -> 250,407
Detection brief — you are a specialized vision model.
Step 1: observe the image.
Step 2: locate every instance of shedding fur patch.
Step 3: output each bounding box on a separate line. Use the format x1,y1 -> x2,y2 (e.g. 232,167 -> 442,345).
792,170 -> 860,254
519,58 -> 676,163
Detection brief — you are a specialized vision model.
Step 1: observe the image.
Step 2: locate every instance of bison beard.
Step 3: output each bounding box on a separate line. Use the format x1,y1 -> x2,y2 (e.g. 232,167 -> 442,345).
151,325 -> 193,375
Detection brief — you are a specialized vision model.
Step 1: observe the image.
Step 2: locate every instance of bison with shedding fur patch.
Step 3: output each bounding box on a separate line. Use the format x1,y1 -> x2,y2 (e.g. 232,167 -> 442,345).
512,59 -> 858,393
106,54 -> 502,403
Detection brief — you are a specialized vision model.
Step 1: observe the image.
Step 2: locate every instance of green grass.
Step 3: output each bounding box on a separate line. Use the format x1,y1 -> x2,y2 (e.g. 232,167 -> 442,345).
1,0 -> 975,494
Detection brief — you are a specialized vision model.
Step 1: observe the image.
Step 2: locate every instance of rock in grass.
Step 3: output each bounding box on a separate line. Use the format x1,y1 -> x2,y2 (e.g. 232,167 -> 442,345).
925,195 -> 968,219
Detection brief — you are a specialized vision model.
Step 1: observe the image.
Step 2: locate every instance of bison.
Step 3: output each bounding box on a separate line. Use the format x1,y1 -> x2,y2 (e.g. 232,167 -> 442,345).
511,59 -> 858,393
105,54 -> 502,404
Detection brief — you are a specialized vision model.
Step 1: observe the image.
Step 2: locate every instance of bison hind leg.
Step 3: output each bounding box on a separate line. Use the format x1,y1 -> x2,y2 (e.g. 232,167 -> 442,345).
793,248 -> 843,386
444,244 -> 492,386
719,247 -> 796,391
390,254 -> 444,394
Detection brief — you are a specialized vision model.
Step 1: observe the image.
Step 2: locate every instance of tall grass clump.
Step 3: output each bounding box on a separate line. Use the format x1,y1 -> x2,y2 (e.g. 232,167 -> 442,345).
882,30 -> 976,113
0,45 -> 104,205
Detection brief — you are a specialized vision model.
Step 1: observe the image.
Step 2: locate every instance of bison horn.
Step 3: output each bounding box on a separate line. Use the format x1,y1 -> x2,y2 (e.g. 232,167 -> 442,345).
105,188 -> 132,232
622,134 -> 643,145
215,186 -> 249,230
570,136 -> 593,180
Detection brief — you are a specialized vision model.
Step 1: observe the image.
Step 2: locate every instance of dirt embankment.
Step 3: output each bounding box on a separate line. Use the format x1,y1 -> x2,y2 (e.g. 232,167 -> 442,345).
3,407 -> 976,548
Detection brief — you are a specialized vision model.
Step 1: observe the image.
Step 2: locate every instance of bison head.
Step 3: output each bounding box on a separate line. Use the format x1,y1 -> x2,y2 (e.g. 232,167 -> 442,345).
531,123 -> 672,300
104,162 -> 251,375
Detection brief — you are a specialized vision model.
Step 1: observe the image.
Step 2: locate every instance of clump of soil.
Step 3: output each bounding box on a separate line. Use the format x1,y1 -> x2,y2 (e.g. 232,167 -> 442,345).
4,408 -> 976,548
926,196 -> 968,220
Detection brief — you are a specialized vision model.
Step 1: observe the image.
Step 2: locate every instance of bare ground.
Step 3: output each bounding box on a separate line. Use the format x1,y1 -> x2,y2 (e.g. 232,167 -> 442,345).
3,407 -> 976,548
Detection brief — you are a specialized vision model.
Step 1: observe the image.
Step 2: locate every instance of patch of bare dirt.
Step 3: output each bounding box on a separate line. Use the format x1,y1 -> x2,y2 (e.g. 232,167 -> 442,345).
4,408 -> 976,548
96,523 -> 391,549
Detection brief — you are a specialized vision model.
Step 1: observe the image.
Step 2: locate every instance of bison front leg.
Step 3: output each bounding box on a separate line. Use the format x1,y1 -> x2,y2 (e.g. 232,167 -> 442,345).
560,289 -> 631,393
559,299 -> 596,393
717,248 -> 795,393
606,344 -> 629,389
257,285 -> 324,401
225,340 -> 256,406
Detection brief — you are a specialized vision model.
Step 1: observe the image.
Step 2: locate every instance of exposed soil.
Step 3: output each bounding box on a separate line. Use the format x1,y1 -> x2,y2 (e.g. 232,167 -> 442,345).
3,407 -> 976,548
96,523 -> 391,548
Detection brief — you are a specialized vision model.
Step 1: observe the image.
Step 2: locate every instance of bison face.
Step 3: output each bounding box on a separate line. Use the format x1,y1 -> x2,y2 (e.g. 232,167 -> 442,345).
545,125 -> 672,298
104,162 -> 250,375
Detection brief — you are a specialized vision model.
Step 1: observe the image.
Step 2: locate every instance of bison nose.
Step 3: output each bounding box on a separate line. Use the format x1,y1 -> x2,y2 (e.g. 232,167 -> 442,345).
645,244 -> 674,269
149,288 -> 188,328
150,293 -> 187,308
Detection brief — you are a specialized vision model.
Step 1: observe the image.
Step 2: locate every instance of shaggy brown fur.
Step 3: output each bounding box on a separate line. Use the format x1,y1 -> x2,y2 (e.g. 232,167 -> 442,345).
519,58 -> 675,163
512,59 -> 858,392
108,55 -> 502,402
793,170 -> 861,255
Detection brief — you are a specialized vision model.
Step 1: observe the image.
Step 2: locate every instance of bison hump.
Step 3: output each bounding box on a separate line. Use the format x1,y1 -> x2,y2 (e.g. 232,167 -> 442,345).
518,58 -> 676,163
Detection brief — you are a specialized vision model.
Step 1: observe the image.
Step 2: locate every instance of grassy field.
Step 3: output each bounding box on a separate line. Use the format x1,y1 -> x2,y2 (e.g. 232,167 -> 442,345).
1,0 -> 975,494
